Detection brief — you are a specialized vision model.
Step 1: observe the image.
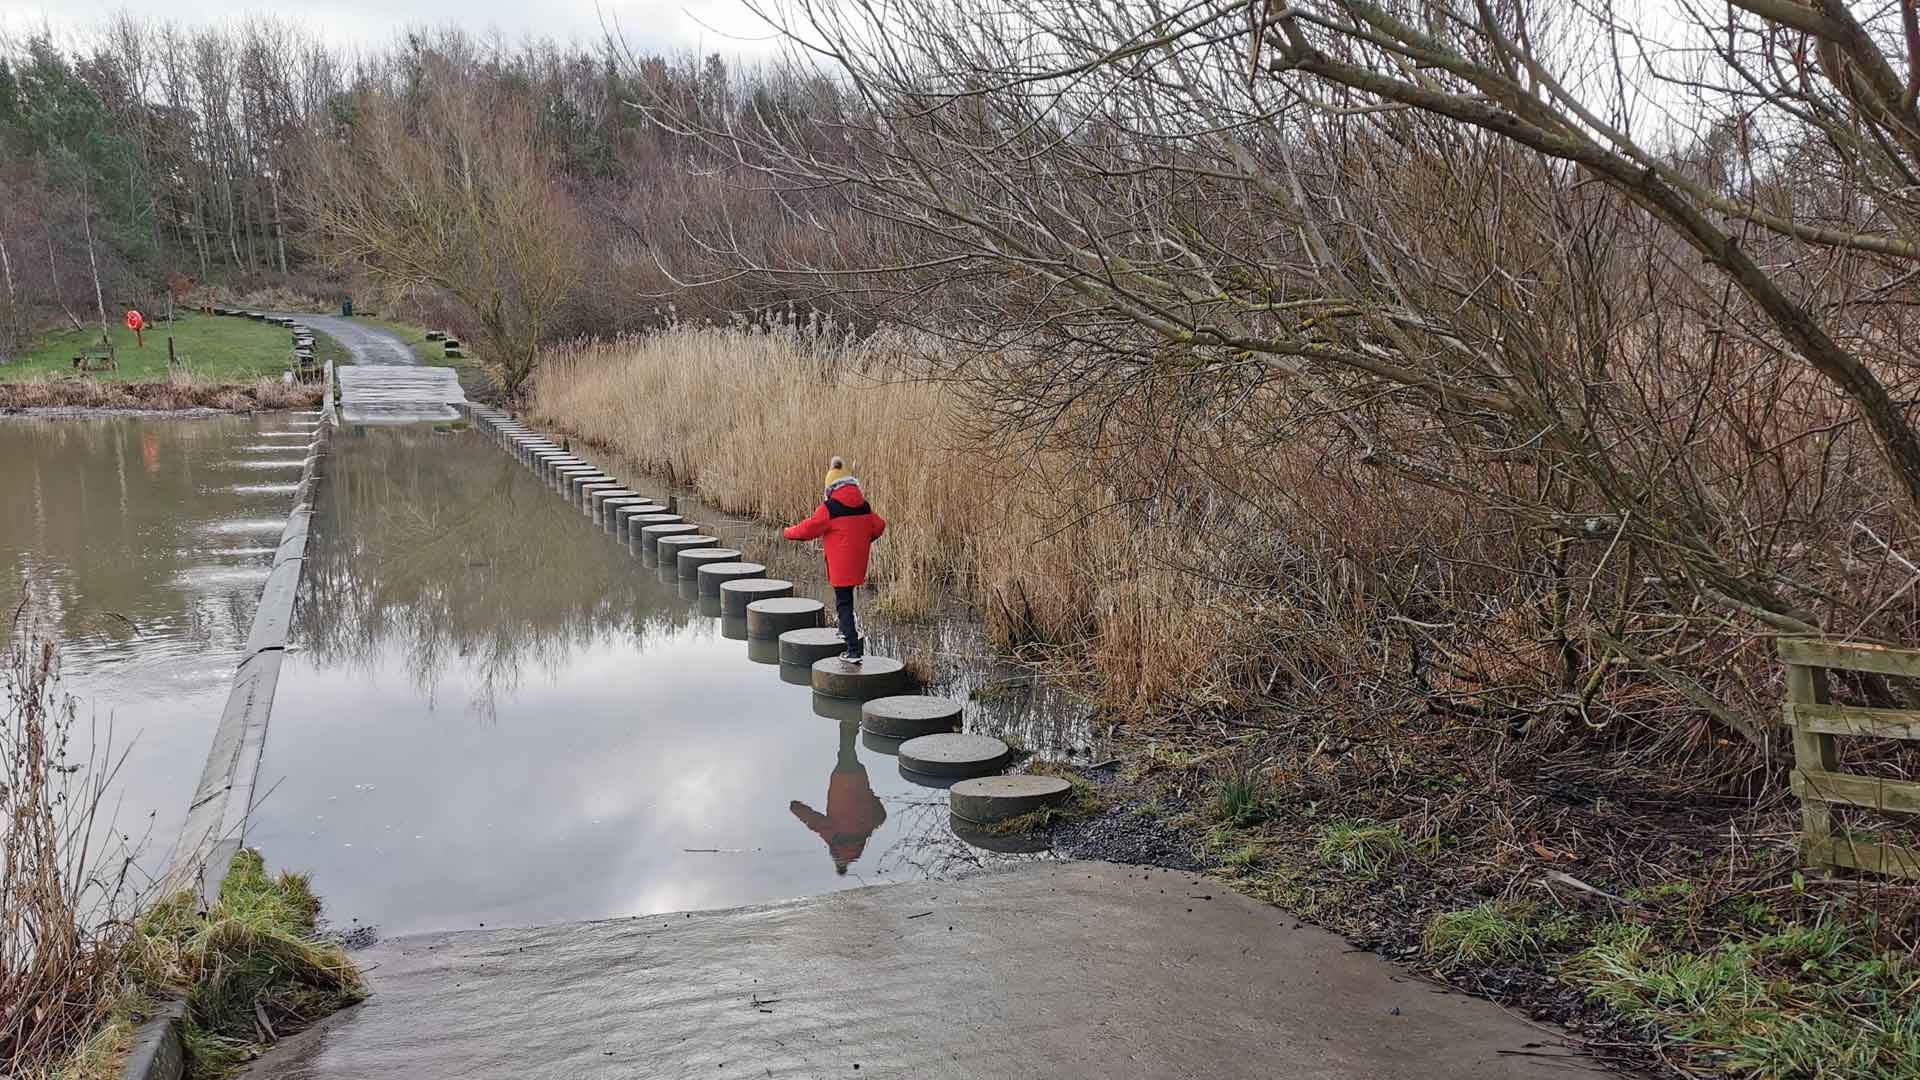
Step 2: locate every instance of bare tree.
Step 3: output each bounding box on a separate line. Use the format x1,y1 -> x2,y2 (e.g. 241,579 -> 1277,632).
632,0 -> 1920,746
294,52 -> 587,399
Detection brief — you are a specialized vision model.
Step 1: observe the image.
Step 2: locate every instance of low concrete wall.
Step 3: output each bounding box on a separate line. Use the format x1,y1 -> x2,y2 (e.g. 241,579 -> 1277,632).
165,408 -> 333,907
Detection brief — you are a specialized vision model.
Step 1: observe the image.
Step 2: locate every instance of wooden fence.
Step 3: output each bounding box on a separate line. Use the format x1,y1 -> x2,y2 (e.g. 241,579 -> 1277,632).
1780,639 -> 1920,878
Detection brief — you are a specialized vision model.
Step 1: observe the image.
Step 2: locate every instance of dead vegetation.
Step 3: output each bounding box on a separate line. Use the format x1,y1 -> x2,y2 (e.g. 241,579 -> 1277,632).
0,639 -> 132,1075
0,377 -> 322,412
1,630 -> 360,1080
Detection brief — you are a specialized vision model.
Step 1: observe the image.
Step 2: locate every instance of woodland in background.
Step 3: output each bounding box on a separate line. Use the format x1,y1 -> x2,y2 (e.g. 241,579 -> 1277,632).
0,21 -> 837,366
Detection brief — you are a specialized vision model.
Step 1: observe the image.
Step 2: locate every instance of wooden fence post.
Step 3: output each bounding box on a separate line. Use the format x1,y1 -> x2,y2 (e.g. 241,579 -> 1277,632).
1778,638 -> 1920,879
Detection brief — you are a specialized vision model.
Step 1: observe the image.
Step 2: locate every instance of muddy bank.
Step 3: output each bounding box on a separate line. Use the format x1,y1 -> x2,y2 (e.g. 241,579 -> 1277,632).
0,380 -> 322,412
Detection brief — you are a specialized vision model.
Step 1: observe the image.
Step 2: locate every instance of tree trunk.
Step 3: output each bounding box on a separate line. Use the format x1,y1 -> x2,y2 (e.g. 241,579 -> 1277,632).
269,171 -> 288,274
84,203 -> 110,339
44,224 -> 82,331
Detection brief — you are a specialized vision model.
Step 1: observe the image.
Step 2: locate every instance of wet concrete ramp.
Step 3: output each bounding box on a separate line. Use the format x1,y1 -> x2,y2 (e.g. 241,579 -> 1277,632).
336,366 -> 465,424
246,862 -> 1592,1080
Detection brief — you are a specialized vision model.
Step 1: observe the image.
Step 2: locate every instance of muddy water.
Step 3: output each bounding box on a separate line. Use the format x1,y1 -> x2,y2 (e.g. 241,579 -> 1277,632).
0,414 -> 320,880
252,426 -> 1087,936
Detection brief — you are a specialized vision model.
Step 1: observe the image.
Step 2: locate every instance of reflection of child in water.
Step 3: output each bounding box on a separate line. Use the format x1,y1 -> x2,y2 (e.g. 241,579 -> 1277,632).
789,722 -> 887,875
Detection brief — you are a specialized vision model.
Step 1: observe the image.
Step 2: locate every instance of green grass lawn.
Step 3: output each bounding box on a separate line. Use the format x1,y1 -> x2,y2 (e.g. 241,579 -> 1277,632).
2,315 -> 290,383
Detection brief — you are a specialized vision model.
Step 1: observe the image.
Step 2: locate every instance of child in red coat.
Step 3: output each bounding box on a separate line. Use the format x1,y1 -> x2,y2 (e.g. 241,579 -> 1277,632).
784,456 -> 886,661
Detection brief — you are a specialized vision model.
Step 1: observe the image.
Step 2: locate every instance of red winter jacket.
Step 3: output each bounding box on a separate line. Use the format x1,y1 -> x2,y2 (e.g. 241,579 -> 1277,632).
784,480 -> 886,587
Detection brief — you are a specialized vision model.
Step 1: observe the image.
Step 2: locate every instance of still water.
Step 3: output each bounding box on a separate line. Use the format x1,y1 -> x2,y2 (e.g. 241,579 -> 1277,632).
0,413 -> 321,878
252,426 -> 1075,936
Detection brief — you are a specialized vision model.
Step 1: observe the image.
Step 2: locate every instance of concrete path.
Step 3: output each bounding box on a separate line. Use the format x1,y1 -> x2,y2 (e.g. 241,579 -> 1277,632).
246,862 -> 1594,1080
286,315 -> 468,424
291,314 -> 417,366
334,365 -> 465,424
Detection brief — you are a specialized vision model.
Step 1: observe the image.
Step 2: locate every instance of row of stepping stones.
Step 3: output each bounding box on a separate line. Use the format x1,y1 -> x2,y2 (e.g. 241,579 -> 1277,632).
468,406 -> 1073,831
423,329 -> 464,358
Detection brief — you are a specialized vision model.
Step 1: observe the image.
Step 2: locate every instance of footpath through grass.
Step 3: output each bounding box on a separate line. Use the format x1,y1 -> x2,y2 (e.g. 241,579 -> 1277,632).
2,315 -> 289,383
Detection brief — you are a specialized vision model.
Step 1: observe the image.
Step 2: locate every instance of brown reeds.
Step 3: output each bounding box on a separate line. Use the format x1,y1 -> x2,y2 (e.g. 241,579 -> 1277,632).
532,321 -> 1344,715
0,377 -> 323,412
0,638 -> 130,1074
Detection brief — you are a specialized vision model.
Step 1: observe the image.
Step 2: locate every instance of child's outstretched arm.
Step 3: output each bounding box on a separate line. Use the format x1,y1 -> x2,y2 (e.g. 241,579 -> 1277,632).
784,502 -> 831,541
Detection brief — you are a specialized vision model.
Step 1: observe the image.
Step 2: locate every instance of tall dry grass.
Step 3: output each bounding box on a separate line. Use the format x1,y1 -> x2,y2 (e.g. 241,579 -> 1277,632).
532,322 -> 1251,710
0,376 -> 323,412
1,640 -> 131,1074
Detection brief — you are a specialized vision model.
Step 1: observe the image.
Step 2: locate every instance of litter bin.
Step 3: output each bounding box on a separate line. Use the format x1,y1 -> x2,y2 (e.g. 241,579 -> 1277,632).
341,298 -> 354,317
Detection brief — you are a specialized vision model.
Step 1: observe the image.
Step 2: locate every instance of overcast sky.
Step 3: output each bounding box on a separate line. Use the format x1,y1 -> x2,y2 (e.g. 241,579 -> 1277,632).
0,0 -> 782,59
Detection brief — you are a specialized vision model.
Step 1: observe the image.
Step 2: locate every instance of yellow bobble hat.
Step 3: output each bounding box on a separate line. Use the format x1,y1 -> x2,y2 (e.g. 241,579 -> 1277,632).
823,456 -> 852,494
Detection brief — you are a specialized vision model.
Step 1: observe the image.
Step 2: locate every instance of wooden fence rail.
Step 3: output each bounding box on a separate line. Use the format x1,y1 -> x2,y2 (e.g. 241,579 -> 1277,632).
1779,638 -> 1920,878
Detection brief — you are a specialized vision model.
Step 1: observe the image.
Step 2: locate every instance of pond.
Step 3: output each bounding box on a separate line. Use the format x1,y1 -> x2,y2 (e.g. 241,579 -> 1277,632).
249,425 -> 1089,936
0,412 -> 322,882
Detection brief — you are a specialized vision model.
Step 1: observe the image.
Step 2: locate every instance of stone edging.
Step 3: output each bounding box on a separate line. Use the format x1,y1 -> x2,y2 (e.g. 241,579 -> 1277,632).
125,404 -> 334,1080
164,408 -> 331,905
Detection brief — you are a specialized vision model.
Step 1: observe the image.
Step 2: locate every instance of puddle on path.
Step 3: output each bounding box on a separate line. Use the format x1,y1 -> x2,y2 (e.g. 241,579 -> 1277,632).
0,414 -> 318,885
253,426 -> 1085,936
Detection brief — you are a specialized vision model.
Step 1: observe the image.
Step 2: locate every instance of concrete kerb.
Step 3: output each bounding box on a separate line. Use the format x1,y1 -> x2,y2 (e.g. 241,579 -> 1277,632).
118,999 -> 187,1080
138,408 -> 333,1080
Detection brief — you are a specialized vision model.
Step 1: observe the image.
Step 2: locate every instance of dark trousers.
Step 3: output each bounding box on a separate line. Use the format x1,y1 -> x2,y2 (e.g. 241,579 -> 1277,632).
834,586 -> 861,656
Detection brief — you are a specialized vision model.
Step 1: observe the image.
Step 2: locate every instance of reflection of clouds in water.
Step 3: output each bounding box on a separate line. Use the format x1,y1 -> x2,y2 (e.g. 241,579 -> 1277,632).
253,426 -> 1063,934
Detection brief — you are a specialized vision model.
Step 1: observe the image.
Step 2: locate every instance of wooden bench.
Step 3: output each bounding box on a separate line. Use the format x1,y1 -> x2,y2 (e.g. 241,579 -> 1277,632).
71,341 -> 116,373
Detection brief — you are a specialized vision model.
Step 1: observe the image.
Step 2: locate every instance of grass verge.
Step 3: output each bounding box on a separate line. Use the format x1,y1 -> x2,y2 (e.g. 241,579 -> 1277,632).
2,314 -> 288,383
123,849 -> 365,1079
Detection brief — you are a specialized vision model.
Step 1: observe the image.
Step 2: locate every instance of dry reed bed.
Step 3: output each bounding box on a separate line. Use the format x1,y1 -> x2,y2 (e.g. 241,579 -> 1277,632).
0,377 -> 323,412
532,327 -> 1250,710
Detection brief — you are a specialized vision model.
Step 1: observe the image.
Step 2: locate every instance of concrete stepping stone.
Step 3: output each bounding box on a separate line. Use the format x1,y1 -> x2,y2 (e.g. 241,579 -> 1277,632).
576,479 -> 621,507
677,578 -> 702,602
678,547 -> 741,580
898,765 -> 960,791
698,595 -> 723,618
697,561 -> 767,596
657,535 -> 720,564
811,656 -> 913,701
897,733 -> 1011,779
720,614 -> 749,641
949,775 -> 1072,825
810,692 -> 862,724
779,662 -> 814,687
948,816 -> 1051,854
639,522 -> 699,554
621,511 -> 679,541
601,497 -> 653,530
861,695 -> 963,740
746,597 -> 825,639
589,487 -> 640,515
747,637 -> 781,665
552,466 -> 599,491
722,578 -> 793,617
861,728 -> 905,756
779,627 -> 843,666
